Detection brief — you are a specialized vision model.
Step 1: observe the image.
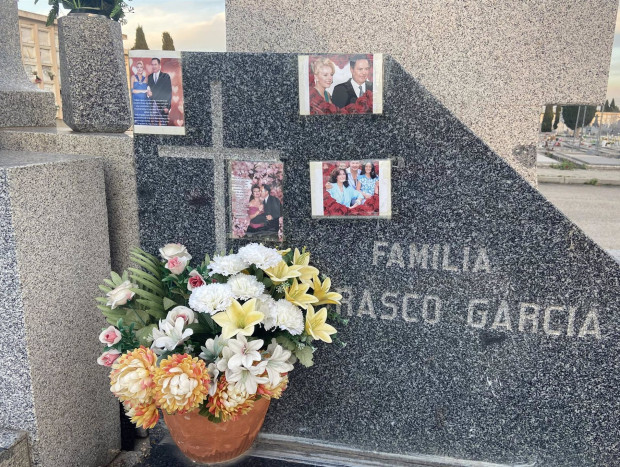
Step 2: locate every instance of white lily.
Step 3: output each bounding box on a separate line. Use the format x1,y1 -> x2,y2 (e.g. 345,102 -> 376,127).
226,360 -> 269,395
151,317 -> 193,353
264,339 -> 294,386
227,335 -> 264,369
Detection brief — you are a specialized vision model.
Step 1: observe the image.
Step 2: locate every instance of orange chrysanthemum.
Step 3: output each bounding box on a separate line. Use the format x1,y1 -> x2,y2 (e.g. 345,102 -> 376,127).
110,346 -> 157,406
207,375 -> 255,422
154,354 -> 210,414
257,375 -> 289,400
124,401 -> 160,429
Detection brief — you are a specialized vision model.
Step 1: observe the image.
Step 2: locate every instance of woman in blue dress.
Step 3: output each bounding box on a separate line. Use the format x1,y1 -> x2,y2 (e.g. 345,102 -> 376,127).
131,61 -> 150,125
356,161 -> 379,200
327,168 -> 364,208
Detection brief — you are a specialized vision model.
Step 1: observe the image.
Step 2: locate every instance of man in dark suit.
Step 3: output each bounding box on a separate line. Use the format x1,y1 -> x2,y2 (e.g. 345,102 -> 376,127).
260,184 -> 281,233
146,58 -> 172,125
332,55 -> 373,109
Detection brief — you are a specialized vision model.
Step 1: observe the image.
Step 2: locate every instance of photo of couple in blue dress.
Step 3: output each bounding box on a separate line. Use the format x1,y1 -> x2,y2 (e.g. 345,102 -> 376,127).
310,160 -> 392,218
128,51 -> 185,135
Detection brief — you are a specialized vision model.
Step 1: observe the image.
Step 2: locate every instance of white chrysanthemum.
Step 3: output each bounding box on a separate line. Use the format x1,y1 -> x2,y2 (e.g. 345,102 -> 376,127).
207,254 -> 248,277
238,243 -> 282,270
273,299 -> 304,335
227,274 -> 265,300
189,284 -> 234,315
256,294 -> 277,330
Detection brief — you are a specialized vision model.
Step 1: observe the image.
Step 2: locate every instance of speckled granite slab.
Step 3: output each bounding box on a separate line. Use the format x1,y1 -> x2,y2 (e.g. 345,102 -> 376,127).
0,151 -> 120,466
134,53 -> 620,466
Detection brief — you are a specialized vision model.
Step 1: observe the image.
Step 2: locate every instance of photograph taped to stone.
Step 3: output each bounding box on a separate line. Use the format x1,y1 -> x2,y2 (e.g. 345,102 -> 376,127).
230,161 -> 284,242
299,53 -> 383,115
310,160 -> 391,218
129,50 -> 185,135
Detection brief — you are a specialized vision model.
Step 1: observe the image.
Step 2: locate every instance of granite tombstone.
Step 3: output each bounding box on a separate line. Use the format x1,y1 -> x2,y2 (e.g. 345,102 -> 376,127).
134,53 -> 620,466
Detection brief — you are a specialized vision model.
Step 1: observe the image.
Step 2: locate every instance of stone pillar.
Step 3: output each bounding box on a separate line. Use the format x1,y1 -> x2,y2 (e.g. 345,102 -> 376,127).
0,0 -> 56,127
0,151 -> 120,466
58,14 -> 132,133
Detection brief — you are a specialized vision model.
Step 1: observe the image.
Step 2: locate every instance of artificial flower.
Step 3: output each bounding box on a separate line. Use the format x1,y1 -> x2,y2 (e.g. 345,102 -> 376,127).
291,248 -> 319,285
311,276 -> 343,306
151,317 -> 193,353
166,306 -> 196,326
199,335 -> 228,363
257,375 -> 289,400
212,299 -> 264,339
264,261 -> 302,284
187,270 -> 205,291
207,375 -> 255,422
238,243 -> 282,270
207,254 -> 248,277
159,243 -> 192,261
304,305 -> 337,343
154,354 -> 210,413
110,346 -> 157,405
226,335 -> 264,369
284,279 -> 318,309
99,326 -> 122,346
165,256 -> 189,275
227,273 -> 265,300
188,283 -> 233,315
206,363 -> 220,397
106,280 -> 136,309
97,348 -> 121,366
124,401 -> 159,429
263,339 -> 294,386
272,299 -> 304,335
256,294 -> 277,326
226,360 -> 269,394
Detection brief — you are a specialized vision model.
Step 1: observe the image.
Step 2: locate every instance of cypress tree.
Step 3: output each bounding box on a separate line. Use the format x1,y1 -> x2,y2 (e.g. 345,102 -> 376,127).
541,105 -> 554,132
162,32 -> 176,51
611,98 -> 618,112
604,99 -> 610,112
132,26 -> 149,50
562,105 -> 596,131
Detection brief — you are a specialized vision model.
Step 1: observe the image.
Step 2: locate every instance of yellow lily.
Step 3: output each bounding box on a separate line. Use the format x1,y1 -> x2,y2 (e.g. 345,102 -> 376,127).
212,298 -> 264,339
292,248 -> 319,285
264,261 -> 302,284
277,248 -> 291,256
312,275 -> 342,306
305,305 -> 337,343
284,278 -> 319,309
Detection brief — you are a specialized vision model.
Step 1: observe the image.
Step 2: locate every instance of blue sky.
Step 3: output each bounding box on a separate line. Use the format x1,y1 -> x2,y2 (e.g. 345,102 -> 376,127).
21,0 -> 226,51
18,0 -> 620,101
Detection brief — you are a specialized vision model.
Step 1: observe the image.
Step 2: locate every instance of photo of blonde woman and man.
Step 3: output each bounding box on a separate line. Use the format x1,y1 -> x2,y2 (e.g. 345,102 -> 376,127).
128,50 -> 185,135
310,160 -> 392,218
298,53 -> 383,115
230,161 -> 284,241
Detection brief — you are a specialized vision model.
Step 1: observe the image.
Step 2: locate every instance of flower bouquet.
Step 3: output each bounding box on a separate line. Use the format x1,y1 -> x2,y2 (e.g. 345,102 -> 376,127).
96,243 -> 343,462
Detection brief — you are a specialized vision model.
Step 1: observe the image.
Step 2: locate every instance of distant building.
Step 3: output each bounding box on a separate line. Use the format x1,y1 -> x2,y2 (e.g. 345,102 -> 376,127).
18,10 -> 61,117
17,9 -> 129,120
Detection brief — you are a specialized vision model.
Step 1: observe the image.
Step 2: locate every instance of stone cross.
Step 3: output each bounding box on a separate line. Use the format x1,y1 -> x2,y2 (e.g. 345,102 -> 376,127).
159,82 -> 281,252
0,0 -> 56,127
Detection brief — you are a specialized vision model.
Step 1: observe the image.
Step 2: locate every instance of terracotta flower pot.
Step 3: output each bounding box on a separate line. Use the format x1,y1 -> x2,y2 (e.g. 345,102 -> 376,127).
162,397 -> 271,464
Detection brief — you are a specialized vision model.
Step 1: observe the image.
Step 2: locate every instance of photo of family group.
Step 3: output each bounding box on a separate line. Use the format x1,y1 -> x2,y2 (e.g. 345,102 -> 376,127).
310,160 -> 392,218
298,53 -> 383,115
230,161 -> 284,241
128,50 -> 185,135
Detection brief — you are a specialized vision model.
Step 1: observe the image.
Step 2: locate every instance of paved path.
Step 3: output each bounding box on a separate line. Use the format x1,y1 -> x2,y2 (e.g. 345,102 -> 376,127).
537,184 -> 620,251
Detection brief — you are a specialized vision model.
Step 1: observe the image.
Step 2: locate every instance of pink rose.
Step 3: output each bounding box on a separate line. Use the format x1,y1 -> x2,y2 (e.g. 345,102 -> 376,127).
99,326 -> 122,346
187,269 -> 205,291
97,349 -> 121,366
165,256 -> 188,275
